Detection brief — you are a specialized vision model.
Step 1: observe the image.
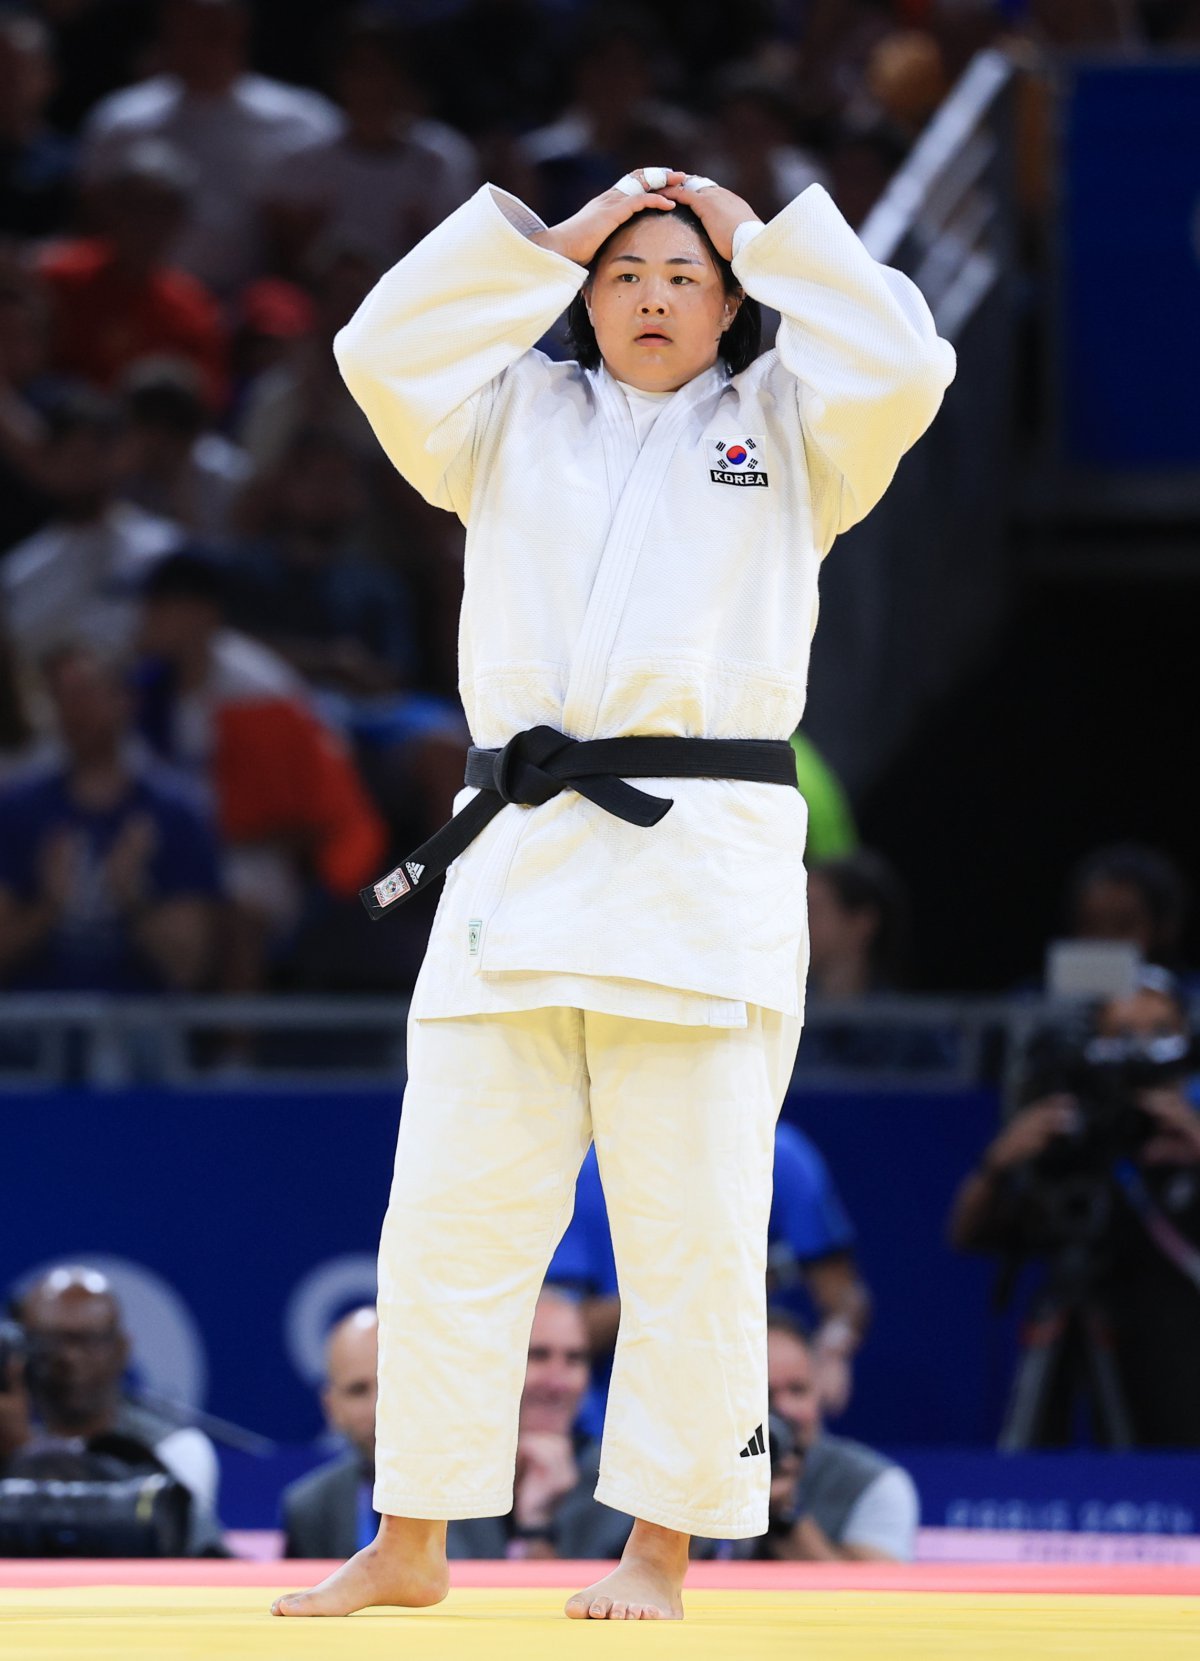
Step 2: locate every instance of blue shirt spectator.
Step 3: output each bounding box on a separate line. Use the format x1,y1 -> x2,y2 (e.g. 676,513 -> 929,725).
548,1122 -> 866,1433
0,647 -> 221,993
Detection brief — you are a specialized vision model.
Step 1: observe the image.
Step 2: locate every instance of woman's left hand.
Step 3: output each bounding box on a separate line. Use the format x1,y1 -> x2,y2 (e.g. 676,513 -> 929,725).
1138,1087 -> 1200,1166
662,180 -> 759,262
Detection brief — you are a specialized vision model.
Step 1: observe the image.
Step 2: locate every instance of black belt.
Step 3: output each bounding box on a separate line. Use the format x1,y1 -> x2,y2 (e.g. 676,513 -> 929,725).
360,724 -> 797,919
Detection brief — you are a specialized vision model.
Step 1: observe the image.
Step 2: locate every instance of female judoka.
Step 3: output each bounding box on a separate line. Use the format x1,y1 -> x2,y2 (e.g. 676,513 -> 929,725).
273,166 -> 954,1621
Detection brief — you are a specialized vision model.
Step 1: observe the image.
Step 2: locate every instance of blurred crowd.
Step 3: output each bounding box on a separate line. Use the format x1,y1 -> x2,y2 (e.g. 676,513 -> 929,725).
9,959 -> 1200,1562
2,0 -> 1199,1000
0,1266 -> 918,1562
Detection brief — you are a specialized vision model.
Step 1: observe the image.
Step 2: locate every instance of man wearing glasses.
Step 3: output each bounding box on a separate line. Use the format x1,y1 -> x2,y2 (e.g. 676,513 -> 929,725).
0,1264 -> 223,1553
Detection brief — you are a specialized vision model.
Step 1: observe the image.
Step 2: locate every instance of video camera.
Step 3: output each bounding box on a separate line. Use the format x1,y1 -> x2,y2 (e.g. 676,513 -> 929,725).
1031,1026 -> 1192,1175
0,1317 -> 191,1556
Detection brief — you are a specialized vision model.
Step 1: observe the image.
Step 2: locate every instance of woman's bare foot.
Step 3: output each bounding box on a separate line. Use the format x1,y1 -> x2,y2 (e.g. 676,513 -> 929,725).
565,1518 -> 688,1621
271,1517 -> 449,1617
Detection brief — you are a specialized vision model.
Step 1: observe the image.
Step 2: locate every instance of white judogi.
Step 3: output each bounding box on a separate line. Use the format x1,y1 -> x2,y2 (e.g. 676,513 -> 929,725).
335,183 -> 954,1534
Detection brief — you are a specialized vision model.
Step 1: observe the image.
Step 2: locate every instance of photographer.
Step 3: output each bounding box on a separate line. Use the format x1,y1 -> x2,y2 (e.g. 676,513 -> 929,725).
0,1266 -> 224,1554
950,969 -> 1200,1447
697,1312 -> 917,1562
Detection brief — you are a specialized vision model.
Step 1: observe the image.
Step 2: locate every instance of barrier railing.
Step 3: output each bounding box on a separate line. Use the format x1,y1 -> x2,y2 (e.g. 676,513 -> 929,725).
0,991 -> 1075,1093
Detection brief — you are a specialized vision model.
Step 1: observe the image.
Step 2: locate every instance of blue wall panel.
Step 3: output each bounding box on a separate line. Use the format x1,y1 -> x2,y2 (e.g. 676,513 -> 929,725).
2,1083 -> 1011,1454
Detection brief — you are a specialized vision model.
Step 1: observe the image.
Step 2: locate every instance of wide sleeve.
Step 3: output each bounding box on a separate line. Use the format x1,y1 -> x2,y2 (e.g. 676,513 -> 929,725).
332,184 -> 587,516
733,184 -> 956,552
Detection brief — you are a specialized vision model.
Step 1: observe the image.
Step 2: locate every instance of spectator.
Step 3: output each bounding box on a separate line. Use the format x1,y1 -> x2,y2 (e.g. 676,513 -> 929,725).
699,70 -> 829,230
1,387 -> 181,662
119,358 -> 252,540
230,427 -> 416,697
237,244 -> 380,476
284,1293 -> 633,1561
229,276 -> 318,428
1065,843 -> 1189,974
135,549 -> 387,989
227,413 -> 469,928
449,1289 -> 634,1560
0,1264 -> 223,1555
81,0 -> 340,295
265,10 -> 478,279
744,1311 -> 918,1562
548,1127 -> 872,1432
518,12 -> 698,228
863,27 -> 948,143
282,1307 -> 381,1561
411,0 -> 571,141
806,849 -> 909,999
0,642 -> 220,992
949,969 -> 1200,1446
790,0 -> 895,135
37,139 -> 229,410
0,12 -> 77,238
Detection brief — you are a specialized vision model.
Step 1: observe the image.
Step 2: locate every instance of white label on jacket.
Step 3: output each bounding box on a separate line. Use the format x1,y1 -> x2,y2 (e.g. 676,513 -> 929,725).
468,918 -> 482,956
706,435 -> 768,487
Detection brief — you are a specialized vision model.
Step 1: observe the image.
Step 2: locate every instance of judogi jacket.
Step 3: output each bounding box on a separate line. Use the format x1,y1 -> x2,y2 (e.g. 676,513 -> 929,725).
334,184 -> 955,1023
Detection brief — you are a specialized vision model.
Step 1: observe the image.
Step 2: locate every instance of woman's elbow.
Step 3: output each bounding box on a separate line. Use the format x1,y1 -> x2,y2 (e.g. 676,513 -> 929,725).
331,322 -> 369,389
901,337 -> 956,446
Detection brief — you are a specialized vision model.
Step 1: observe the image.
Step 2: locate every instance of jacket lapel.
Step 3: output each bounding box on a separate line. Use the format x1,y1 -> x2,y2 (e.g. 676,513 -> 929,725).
561,363 -> 727,740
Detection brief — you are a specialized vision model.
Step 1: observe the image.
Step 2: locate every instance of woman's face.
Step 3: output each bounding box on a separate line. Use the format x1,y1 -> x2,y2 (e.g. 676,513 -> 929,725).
586,211 -> 737,393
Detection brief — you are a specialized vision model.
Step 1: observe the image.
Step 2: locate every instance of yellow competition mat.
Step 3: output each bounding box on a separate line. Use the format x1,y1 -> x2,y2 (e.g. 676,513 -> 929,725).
2,1584 -> 1198,1661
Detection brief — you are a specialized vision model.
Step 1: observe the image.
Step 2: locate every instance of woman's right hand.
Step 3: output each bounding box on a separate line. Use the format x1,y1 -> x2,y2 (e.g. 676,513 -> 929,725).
530,169 -> 686,266
983,1095 -> 1079,1174
0,1354 -> 31,1461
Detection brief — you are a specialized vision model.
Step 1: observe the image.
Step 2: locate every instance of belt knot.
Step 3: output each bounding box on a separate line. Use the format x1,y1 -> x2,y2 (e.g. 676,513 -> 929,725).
491,725 -> 572,807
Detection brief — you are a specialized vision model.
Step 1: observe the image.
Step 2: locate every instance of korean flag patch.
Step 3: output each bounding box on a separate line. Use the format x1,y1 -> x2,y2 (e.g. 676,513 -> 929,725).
706,435 -> 769,488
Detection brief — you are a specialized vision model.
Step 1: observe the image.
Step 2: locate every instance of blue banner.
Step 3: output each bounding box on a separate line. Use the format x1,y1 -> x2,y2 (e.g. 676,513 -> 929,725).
1,1082 -> 1007,1452
890,1449 -> 1199,1536
2,1087 -> 401,1444
9,1082 -> 1196,1531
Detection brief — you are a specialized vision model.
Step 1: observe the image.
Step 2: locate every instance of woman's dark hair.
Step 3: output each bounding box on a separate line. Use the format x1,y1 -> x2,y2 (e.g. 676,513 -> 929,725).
565,204 -> 762,375
812,849 -> 910,991
1066,842 -> 1189,962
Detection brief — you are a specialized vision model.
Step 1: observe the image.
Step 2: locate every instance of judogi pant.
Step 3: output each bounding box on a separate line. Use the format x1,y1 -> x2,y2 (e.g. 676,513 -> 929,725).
373,1003 -> 801,1538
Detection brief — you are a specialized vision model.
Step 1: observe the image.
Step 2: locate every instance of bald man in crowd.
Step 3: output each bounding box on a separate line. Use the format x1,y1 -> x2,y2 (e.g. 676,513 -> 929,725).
284,1292 -> 633,1560
283,1306 -> 381,1560
0,1265 -> 223,1553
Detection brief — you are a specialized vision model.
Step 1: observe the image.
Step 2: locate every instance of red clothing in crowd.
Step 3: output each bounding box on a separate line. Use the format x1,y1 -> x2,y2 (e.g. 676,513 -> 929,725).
214,695 -> 386,899
37,238 -> 229,410
139,630 -> 387,902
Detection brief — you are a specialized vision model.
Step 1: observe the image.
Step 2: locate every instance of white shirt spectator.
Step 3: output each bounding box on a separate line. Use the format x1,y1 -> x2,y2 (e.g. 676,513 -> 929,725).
81,73 -> 341,293
266,119 -> 479,271
840,1465 -> 920,1560
1,502 -> 181,659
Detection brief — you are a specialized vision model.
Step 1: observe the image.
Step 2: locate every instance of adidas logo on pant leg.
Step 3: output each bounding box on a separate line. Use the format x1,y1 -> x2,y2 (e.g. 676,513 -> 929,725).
738,1424 -> 767,1458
